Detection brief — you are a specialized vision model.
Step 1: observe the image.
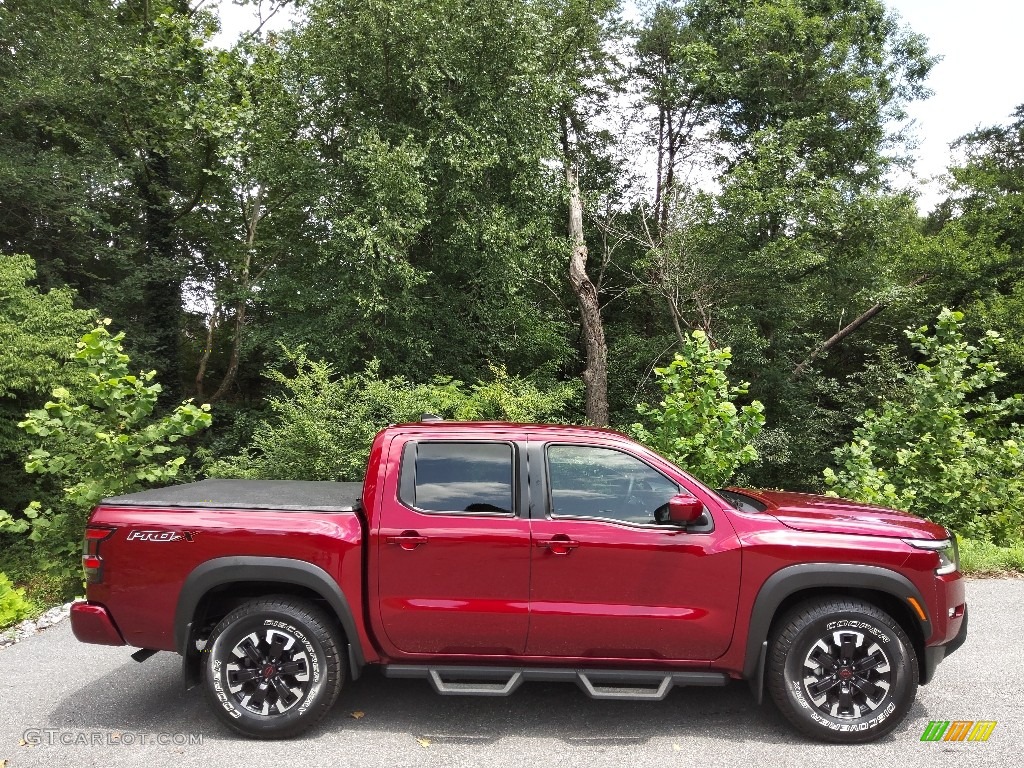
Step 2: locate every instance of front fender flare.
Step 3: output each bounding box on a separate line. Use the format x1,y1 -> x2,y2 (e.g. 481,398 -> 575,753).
743,563 -> 930,701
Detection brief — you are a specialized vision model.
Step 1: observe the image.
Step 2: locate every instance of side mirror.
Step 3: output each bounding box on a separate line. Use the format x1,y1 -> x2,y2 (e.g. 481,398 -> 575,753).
668,494 -> 704,525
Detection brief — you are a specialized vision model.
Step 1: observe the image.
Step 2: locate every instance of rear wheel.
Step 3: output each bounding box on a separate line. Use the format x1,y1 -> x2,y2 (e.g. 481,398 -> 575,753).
767,598 -> 918,743
202,596 -> 345,739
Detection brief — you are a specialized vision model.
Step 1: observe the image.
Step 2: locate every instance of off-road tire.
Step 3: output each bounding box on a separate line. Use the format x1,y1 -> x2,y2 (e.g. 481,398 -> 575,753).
202,596 -> 346,739
767,597 -> 918,743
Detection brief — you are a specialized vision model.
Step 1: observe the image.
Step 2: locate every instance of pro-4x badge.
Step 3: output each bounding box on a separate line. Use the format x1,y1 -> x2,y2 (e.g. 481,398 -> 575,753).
125,530 -> 197,542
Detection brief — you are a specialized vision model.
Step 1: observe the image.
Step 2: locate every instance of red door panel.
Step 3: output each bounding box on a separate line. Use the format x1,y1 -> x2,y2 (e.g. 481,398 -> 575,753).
377,512 -> 531,655
375,438 -> 531,656
525,440 -> 742,661
527,517 -> 741,659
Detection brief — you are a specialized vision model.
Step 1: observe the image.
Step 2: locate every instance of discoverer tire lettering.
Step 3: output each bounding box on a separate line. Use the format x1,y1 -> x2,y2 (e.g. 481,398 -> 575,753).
767,598 -> 918,743
201,596 -> 345,739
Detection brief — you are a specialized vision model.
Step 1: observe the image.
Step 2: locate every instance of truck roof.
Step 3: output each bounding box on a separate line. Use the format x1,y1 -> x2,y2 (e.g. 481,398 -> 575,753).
386,420 -> 632,440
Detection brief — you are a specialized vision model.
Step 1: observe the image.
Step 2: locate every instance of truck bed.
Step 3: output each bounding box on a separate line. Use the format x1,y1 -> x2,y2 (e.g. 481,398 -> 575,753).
102,479 -> 364,512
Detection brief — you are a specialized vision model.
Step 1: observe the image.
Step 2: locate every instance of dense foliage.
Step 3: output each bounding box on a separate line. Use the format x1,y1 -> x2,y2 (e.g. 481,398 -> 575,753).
0,322 -> 212,582
0,256 -> 97,518
0,0 -> 1022,595
825,310 -> 1024,544
205,350 -> 579,482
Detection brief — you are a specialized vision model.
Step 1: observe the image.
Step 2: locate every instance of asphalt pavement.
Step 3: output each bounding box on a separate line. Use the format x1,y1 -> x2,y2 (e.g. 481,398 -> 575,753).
0,578 -> 1018,768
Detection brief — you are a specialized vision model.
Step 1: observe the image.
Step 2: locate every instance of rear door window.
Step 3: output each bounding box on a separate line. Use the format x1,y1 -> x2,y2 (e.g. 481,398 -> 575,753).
399,441 -> 514,515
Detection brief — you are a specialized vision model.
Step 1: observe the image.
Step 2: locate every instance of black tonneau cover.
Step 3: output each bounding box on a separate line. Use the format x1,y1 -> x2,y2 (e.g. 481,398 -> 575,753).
102,479 -> 363,513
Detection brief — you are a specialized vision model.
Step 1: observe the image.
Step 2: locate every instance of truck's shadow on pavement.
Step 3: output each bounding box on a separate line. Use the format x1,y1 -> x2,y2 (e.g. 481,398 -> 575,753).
49,653 -> 926,746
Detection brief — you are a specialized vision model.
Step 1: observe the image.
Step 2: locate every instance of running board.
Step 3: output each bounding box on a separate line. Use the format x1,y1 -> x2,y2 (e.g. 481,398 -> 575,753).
383,665 -> 728,701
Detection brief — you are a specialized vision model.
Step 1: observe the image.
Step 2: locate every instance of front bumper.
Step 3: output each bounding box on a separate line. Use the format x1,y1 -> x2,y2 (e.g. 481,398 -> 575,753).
921,603 -> 968,684
70,601 -> 126,646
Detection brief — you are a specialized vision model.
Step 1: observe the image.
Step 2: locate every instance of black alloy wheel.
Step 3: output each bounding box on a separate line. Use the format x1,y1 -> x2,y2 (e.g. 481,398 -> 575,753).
800,626 -> 893,720
226,626 -> 313,716
767,597 -> 919,743
202,596 -> 346,739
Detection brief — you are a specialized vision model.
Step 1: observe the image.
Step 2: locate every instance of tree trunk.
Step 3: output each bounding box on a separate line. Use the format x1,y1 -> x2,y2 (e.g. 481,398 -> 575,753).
194,303 -> 220,400
564,154 -> 609,426
139,149 -> 183,403
210,187 -> 263,403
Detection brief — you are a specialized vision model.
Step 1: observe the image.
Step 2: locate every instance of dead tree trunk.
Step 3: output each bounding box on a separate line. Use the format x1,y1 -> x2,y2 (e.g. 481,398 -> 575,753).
792,274 -> 929,378
194,303 -> 220,400
563,146 -> 609,426
210,186 -> 264,403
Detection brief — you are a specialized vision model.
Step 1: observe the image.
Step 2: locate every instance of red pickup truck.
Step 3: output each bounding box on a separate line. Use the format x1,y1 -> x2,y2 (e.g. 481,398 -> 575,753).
70,420 -> 967,742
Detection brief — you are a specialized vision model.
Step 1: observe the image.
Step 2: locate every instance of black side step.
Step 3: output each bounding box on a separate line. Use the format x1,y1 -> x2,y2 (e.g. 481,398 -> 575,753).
383,665 -> 728,701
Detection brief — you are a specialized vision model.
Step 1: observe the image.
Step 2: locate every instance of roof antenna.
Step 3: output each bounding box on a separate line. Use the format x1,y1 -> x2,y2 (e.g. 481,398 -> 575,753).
420,413 -> 443,422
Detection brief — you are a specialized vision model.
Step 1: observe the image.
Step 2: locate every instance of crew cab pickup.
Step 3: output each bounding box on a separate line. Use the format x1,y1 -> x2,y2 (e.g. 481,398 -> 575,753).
70,420 -> 968,742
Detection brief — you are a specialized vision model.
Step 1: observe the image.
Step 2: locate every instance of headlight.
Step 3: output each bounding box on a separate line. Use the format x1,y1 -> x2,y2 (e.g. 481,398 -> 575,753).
903,535 -> 959,575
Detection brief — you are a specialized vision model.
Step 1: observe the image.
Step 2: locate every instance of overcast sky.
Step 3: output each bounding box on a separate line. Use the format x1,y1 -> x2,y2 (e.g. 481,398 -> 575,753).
215,0 -> 1024,212
885,0 -> 1024,210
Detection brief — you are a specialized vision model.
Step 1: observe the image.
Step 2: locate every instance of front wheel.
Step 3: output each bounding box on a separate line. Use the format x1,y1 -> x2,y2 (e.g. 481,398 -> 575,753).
767,598 -> 919,743
202,596 -> 346,739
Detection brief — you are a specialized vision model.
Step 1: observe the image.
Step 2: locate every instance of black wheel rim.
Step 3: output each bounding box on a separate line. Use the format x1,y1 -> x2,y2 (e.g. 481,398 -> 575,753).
224,628 -> 312,716
801,628 -> 892,719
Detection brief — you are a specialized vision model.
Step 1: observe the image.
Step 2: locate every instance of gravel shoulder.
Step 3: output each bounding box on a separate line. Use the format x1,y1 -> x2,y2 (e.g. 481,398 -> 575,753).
0,603 -> 75,650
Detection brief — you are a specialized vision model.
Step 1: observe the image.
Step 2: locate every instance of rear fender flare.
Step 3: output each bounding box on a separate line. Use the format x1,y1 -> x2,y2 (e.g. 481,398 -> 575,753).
174,556 -> 365,671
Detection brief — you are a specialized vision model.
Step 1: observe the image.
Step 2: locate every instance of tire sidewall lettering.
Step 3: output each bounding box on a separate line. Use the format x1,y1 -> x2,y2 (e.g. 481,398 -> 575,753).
208,615 -> 327,723
825,619 -> 890,644
802,700 -> 897,732
773,605 -> 915,740
210,659 -> 243,719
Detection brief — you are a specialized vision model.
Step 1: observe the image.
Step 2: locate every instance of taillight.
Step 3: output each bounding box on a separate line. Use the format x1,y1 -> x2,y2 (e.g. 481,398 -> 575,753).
83,526 -> 116,583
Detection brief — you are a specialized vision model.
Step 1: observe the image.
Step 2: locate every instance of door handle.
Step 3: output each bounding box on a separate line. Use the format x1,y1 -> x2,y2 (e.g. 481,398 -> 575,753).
537,536 -> 579,555
387,531 -> 428,550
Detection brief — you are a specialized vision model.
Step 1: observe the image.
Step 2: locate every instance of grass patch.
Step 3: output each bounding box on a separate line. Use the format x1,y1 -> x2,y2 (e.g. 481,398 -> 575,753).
958,537 -> 1024,575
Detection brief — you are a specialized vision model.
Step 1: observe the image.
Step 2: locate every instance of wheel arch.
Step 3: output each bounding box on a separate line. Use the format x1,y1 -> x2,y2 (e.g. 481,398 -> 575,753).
744,563 -> 930,700
175,556 -> 365,687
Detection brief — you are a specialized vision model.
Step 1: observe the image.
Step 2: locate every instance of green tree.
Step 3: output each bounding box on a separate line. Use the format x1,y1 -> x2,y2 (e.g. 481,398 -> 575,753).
0,1 -> 236,395
0,255 -> 96,517
0,320 -> 212,580
250,0 -> 577,387
622,0 -> 935,488
630,330 -> 765,487
824,309 -> 1024,544
922,105 -> 1024,385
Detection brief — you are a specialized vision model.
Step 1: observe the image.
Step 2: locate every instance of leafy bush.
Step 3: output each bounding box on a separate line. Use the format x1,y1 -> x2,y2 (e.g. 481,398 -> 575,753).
0,572 -> 32,630
628,330 -> 765,488
0,320 -> 212,582
205,348 -> 585,481
205,349 -> 581,482
0,254 -> 96,527
824,309 -> 1024,544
